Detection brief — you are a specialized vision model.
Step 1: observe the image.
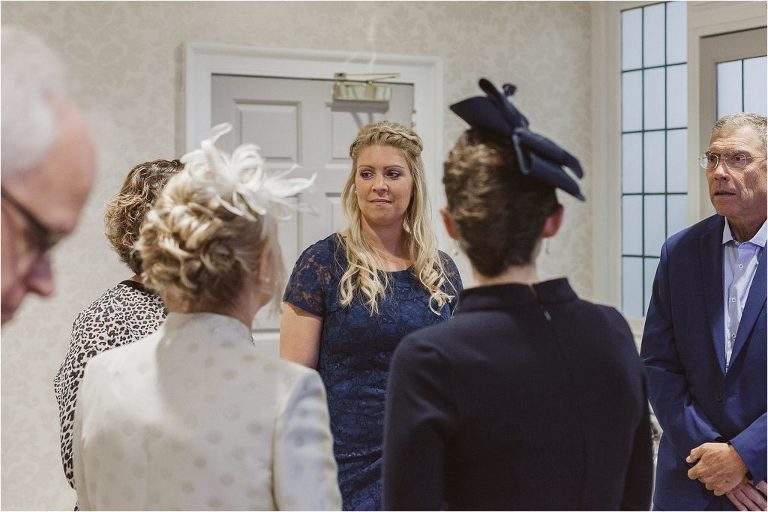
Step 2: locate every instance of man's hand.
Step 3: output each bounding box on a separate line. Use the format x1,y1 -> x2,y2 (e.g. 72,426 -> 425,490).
687,442 -> 749,495
726,481 -> 767,511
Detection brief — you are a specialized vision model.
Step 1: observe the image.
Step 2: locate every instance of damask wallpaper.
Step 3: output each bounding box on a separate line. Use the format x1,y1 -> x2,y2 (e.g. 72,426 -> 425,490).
0,2 -> 592,508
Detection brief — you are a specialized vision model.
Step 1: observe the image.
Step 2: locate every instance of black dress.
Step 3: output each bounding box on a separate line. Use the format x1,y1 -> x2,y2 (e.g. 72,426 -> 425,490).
383,278 -> 653,510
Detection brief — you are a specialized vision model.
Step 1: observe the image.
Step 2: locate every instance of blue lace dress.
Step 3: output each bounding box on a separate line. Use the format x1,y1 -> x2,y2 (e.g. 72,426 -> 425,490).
283,233 -> 462,510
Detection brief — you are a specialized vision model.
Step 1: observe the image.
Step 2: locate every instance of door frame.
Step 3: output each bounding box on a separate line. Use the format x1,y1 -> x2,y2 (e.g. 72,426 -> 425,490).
687,3 -> 766,226
183,42 -> 445,242
697,26 -> 767,220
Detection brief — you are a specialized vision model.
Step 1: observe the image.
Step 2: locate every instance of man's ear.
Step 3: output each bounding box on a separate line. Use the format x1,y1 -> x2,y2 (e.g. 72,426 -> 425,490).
441,208 -> 459,240
542,204 -> 564,238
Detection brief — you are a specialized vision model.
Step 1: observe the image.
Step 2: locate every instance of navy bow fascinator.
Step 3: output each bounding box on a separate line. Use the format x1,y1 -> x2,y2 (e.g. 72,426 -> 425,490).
450,78 -> 585,201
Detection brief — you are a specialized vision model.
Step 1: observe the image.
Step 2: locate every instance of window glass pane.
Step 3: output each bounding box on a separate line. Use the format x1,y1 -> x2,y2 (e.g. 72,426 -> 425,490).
644,131 -> 665,193
623,133 -> 643,193
622,8 -> 643,70
644,68 -> 666,130
623,257 -> 644,318
667,194 -> 688,238
666,129 -> 687,193
744,56 -> 767,115
644,195 -> 666,256
619,1 -> 689,320
666,1 -> 687,64
644,258 -> 660,315
643,3 -> 666,68
623,195 -> 643,255
717,60 -> 743,118
667,64 -> 687,128
623,71 -> 643,132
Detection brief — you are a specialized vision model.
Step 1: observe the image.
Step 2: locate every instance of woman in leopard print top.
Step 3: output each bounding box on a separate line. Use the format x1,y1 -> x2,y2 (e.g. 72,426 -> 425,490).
53,159 -> 182,492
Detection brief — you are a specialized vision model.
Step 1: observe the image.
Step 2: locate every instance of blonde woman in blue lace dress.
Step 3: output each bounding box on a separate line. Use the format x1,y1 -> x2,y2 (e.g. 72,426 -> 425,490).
280,121 -> 462,510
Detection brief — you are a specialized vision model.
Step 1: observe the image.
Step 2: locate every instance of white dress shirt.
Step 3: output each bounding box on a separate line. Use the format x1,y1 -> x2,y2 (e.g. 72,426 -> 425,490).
722,219 -> 767,371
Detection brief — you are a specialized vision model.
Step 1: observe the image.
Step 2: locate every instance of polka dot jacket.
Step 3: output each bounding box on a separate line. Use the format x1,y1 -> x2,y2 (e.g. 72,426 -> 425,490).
71,312 -> 342,510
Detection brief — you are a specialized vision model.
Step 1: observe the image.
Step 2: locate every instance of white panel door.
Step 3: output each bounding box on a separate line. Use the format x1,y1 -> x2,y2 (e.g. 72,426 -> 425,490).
211,75 -> 414,354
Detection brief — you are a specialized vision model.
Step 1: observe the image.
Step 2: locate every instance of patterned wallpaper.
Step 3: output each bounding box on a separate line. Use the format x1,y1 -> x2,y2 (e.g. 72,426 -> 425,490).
0,2 -> 592,508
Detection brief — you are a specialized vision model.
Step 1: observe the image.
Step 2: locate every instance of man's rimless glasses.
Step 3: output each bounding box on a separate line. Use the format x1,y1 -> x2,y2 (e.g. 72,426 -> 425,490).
698,152 -> 766,172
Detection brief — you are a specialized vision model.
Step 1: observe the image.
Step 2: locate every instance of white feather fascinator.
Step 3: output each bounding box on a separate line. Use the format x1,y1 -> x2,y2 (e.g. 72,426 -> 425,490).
181,123 -> 316,221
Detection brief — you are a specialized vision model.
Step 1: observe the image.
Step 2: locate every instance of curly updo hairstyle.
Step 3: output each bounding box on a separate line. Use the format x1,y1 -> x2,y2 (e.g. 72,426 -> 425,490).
443,129 -> 560,277
104,159 -> 183,275
136,170 -> 283,312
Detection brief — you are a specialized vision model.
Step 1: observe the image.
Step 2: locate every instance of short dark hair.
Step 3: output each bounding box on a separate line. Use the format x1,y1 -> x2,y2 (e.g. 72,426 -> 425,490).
104,159 -> 183,275
443,129 -> 559,276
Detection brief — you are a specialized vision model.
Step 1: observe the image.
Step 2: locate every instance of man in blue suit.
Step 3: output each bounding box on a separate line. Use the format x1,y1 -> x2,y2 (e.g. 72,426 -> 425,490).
642,113 -> 766,510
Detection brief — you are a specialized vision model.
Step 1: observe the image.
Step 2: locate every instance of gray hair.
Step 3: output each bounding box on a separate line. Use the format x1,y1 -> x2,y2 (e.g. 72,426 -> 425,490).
712,112 -> 767,150
1,26 -> 69,181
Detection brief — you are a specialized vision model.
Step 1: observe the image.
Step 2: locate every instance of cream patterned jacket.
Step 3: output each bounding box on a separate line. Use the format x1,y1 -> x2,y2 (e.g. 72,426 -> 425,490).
73,312 -> 341,510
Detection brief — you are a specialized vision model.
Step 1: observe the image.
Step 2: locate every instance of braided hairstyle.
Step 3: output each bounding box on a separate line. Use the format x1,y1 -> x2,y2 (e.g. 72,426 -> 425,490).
105,159 -> 184,275
338,120 -> 456,315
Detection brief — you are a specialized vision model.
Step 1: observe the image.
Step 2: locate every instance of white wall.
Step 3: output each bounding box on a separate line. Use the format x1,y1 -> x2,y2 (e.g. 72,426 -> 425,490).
0,2 -> 592,508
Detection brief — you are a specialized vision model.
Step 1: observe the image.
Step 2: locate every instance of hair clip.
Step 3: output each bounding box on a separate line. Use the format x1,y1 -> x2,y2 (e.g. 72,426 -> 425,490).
181,123 -> 316,221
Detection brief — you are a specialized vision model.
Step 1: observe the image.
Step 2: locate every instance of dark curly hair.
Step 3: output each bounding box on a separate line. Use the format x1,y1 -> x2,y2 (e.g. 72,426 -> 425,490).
443,129 -> 560,276
104,159 -> 183,275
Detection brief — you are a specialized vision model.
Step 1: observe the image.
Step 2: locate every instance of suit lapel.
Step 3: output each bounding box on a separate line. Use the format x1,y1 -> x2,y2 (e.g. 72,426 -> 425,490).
730,246 -> 767,367
700,219 -> 726,374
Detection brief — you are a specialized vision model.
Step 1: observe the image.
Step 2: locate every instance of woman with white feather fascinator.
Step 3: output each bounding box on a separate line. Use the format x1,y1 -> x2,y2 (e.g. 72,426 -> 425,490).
71,124 -> 342,510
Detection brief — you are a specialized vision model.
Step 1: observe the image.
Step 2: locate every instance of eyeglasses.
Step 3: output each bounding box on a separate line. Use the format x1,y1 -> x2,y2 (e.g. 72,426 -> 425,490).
1,187 -> 65,255
698,152 -> 765,171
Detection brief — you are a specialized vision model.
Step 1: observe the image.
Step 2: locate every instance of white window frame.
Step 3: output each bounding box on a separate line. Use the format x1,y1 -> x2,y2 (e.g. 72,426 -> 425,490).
590,1 -> 766,339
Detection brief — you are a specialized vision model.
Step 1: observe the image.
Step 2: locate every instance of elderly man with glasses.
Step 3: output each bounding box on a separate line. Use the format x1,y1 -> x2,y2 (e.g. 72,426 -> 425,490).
642,112 -> 767,511
1,26 -> 95,325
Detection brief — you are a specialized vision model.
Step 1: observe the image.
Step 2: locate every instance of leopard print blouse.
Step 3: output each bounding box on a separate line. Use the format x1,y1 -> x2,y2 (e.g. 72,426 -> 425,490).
54,280 -> 167,490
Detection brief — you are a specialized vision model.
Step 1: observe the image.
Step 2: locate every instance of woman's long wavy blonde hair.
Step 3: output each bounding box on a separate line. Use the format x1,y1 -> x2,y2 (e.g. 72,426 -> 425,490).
339,120 -> 456,315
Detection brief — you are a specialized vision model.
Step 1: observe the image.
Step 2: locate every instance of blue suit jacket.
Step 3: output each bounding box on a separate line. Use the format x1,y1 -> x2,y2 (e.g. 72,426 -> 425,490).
641,214 -> 767,510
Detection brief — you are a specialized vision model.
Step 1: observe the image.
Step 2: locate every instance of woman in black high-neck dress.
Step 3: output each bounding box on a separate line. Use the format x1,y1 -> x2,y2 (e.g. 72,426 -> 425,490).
382,79 -> 653,511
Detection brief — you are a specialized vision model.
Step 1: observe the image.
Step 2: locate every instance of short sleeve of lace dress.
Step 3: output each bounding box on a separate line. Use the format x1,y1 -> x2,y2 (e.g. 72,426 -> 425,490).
282,235 -> 338,317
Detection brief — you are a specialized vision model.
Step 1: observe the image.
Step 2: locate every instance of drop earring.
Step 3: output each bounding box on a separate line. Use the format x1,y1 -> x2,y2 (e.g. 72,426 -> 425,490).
452,241 -> 460,257
544,239 -> 551,255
